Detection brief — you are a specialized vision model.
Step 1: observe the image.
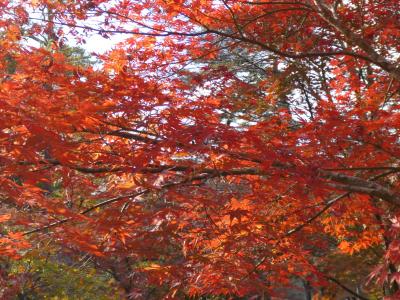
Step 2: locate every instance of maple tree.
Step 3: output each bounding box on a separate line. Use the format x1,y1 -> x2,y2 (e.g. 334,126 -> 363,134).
0,0 -> 399,298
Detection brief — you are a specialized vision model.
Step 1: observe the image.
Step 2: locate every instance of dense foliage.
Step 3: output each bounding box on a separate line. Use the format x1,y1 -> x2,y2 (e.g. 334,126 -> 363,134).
0,0 -> 399,298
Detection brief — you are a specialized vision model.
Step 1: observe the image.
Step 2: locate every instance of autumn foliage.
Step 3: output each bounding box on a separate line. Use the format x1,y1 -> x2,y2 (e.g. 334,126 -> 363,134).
0,0 -> 399,298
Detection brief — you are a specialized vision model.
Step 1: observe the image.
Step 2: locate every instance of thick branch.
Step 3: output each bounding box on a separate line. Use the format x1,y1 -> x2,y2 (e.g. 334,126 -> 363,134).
23,167 -> 260,235
312,0 -> 400,80
321,170 -> 400,206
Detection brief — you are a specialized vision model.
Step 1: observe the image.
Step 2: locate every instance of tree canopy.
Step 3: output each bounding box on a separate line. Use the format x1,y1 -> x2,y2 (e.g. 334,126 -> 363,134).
0,0 -> 399,298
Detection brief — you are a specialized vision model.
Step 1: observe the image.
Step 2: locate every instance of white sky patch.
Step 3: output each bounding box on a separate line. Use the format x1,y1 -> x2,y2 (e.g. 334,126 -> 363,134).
81,33 -> 126,54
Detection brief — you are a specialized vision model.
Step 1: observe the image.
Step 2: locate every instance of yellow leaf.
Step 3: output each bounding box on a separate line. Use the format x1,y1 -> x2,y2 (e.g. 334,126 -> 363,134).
0,214 -> 10,222
143,263 -> 161,271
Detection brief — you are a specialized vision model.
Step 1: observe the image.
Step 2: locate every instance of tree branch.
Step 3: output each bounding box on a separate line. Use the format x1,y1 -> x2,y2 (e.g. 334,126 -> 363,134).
320,170 -> 400,206
326,276 -> 369,300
